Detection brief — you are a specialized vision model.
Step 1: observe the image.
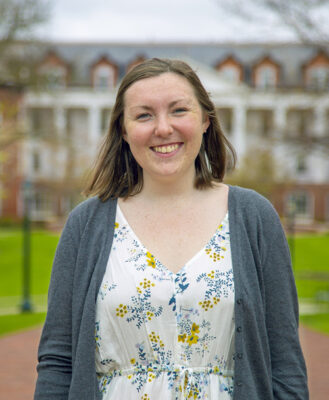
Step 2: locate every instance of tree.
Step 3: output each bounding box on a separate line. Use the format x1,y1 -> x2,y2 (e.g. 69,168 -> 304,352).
0,0 -> 51,86
215,0 -> 329,43
225,146 -> 286,200
0,0 -> 50,45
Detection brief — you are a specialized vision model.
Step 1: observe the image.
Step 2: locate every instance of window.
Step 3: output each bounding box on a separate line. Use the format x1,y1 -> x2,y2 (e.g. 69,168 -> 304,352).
216,108 -> 233,135
326,193 -> 329,222
219,66 -> 240,83
286,109 -> 314,138
101,108 -> 112,134
285,191 -> 313,221
246,109 -> 274,137
0,105 -> 3,134
40,66 -> 66,89
66,108 -> 88,141
30,190 -> 54,220
296,154 -> 307,173
256,66 -> 276,88
307,66 -> 329,89
32,151 -> 41,173
28,108 -> 54,138
94,66 -> 115,90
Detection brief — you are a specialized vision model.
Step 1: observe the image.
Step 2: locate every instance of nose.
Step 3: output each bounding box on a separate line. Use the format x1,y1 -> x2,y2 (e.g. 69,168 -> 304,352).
154,114 -> 173,137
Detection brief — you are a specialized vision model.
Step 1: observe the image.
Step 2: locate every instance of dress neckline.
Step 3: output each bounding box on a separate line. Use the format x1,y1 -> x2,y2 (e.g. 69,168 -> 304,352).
116,203 -> 229,276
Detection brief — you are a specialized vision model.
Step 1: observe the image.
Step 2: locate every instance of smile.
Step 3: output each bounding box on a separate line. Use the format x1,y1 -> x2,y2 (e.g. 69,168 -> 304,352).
152,144 -> 180,154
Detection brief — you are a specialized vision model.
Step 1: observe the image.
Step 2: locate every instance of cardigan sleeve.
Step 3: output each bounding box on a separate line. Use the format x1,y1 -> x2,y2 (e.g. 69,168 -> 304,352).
259,203 -> 309,399
34,211 -> 80,399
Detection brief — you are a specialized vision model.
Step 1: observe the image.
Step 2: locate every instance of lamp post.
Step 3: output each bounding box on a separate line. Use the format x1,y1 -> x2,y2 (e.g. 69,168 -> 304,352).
287,201 -> 296,273
21,179 -> 33,312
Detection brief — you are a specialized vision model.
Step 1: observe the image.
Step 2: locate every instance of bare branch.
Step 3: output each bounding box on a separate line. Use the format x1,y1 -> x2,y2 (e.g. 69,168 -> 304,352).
214,0 -> 329,43
0,0 -> 51,43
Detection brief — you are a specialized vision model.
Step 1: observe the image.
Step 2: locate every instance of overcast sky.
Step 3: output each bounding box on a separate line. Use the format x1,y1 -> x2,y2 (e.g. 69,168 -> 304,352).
37,0 -> 305,43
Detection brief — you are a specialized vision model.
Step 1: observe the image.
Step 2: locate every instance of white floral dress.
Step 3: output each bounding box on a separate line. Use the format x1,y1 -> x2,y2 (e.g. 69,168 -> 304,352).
95,204 -> 235,400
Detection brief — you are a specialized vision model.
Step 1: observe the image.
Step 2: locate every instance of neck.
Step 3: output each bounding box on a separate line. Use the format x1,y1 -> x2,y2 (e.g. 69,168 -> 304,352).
140,170 -> 197,204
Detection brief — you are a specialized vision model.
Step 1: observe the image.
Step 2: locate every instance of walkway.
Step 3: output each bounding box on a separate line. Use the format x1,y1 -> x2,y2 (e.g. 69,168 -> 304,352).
0,325 -> 328,399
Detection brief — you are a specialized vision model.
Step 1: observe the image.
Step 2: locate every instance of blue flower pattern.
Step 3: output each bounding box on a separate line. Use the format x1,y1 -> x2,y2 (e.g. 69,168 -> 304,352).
95,205 -> 235,399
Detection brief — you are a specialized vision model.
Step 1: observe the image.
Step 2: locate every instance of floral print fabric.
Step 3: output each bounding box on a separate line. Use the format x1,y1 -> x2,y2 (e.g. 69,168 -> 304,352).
95,204 -> 235,399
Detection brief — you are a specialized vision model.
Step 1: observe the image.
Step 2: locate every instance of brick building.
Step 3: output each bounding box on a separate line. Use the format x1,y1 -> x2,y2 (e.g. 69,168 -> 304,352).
1,41 -> 328,227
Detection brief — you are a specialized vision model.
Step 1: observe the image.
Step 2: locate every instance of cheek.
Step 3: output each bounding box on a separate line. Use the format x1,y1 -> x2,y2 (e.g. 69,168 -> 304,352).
125,126 -> 149,149
177,118 -> 204,141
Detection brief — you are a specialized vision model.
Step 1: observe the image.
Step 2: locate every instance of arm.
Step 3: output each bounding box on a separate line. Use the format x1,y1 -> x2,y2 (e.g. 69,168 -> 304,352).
260,206 -> 308,399
34,213 -> 80,399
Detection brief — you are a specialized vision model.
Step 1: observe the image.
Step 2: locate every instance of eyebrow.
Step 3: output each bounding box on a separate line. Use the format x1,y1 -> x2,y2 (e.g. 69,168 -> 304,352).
129,98 -> 191,111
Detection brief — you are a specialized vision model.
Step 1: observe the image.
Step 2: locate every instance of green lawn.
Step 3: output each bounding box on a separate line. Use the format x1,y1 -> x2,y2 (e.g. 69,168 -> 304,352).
0,229 -> 59,297
0,312 -> 46,337
0,228 -> 328,336
289,233 -> 329,303
300,313 -> 329,336
0,228 -> 58,336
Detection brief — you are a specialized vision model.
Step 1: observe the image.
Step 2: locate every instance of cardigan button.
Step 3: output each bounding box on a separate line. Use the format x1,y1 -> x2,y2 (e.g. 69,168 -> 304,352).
237,298 -> 242,305
237,353 -> 243,359
236,326 -> 242,333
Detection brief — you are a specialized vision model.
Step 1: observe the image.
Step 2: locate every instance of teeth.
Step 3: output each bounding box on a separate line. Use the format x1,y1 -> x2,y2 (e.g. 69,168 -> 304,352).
153,144 -> 179,153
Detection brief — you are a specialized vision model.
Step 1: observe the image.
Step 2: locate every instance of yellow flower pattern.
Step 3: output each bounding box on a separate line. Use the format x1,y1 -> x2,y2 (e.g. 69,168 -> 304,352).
95,210 -> 234,399
116,304 -> 127,317
146,252 -> 156,268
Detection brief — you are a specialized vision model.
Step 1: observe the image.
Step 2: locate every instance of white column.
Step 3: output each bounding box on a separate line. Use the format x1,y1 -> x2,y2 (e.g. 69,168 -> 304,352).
313,106 -> 326,137
54,106 -> 66,138
88,106 -> 101,145
232,103 -> 247,158
273,105 -> 286,140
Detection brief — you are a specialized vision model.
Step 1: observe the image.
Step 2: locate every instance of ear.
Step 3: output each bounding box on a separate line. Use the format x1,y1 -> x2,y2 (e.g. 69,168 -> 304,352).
203,114 -> 210,133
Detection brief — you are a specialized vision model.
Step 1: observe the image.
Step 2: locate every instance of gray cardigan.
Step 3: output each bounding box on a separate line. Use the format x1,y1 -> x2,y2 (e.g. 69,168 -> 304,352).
34,185 -> 308,399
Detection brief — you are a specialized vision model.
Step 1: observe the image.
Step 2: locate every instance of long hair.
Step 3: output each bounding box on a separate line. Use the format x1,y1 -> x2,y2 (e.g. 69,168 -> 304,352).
84,58 -> 236,200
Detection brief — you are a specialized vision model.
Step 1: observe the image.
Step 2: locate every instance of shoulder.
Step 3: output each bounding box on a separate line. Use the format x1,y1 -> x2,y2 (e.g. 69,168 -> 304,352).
228,185 -> 283,234
229,184 -> 276,213
66,196 -> 117,234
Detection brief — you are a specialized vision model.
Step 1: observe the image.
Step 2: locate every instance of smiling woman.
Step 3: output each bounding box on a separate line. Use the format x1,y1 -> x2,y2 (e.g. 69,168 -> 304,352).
34,59 -> 308,400
122,72 -> 210,184
84,58 -> 235,200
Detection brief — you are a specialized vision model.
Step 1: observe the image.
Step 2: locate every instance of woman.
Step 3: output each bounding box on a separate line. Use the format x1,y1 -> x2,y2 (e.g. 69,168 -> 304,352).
35,58 -> 308,399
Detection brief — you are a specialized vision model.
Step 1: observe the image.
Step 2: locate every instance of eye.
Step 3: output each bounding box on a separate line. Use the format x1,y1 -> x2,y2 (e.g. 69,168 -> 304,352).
136,113 -> 151,120
173,108 -> 187,114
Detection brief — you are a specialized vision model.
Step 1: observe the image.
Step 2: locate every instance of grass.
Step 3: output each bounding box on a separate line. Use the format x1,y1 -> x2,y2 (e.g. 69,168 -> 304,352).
0,228 -> 328,336
288,233 -> 329,303
300,313 -> 329,336
289,233 -> 329,273
0,312 -> 46,337
0,228 -> 59,297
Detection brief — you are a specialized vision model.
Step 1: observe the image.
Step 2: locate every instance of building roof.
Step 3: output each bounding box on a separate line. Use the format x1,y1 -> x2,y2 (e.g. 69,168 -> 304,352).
15,40 -> 329,87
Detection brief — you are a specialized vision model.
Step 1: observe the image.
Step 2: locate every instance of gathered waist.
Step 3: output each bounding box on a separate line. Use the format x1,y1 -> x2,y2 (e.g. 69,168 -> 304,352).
97,363 -> 234,379
96,363 -> 235,398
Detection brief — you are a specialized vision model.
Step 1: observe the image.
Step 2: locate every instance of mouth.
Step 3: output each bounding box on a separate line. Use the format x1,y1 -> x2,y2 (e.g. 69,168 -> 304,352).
151,143 -> 181,154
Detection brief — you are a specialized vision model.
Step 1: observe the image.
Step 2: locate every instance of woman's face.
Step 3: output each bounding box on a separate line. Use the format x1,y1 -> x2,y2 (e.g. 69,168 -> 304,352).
123,72 -> 209,184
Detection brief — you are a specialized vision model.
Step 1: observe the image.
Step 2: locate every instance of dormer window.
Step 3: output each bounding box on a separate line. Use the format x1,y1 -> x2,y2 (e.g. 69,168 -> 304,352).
303,50 -> 329,89
38,51 -> 68,89
253,56 -> 280,89
215,55 -> 243,84
126,56 -> 145,73
91,56 -> 118,90
306,65 -> 329,89
39,65 -> 66,89
256,66 -> 276,88
220,66 -> 240,83
94,65 -> 115,90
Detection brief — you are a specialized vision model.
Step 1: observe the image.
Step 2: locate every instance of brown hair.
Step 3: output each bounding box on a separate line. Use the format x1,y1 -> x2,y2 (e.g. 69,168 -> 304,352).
84,58 -> 236,200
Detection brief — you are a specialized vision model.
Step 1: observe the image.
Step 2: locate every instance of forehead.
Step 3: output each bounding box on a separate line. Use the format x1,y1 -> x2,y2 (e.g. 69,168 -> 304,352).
124,72 -> 198,106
